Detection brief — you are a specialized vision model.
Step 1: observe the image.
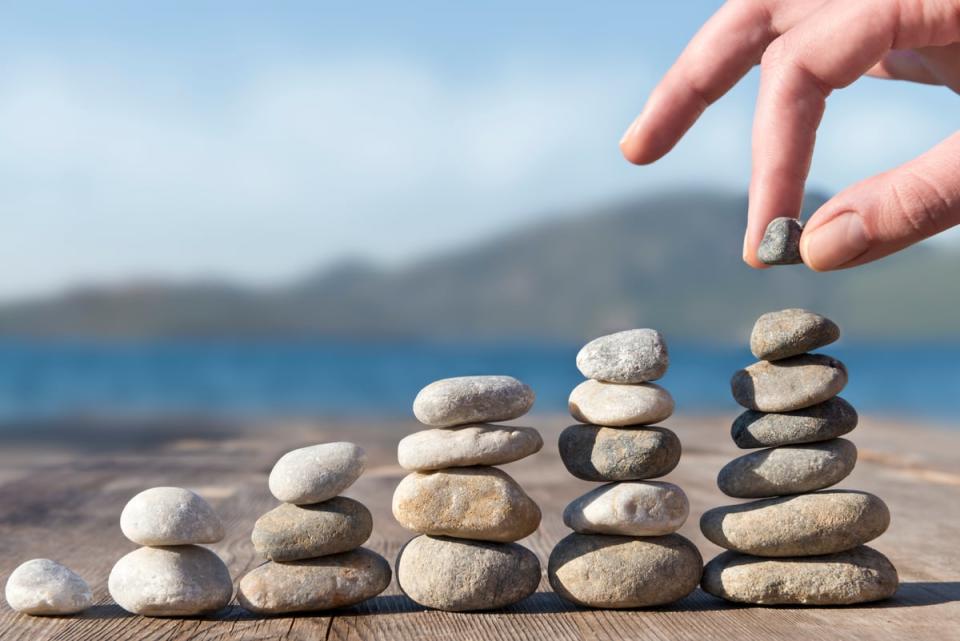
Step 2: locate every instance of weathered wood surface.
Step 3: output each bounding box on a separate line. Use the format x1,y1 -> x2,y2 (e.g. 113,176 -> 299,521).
0,415 -> 958,641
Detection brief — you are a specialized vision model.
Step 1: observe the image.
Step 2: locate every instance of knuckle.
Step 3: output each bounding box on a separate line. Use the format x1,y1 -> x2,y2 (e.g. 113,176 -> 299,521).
887,172 -> 953,237
760,37 -> 791,69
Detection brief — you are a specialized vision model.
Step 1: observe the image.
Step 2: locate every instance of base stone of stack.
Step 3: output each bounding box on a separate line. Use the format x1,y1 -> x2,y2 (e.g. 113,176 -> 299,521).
732,398 -> 858,448
558,424 -> 681,482
397,424 -> 542,471
252,497 -> 373,562
717,438 -> 857,498
562,481 -> 688,536
731,354 -> 848,412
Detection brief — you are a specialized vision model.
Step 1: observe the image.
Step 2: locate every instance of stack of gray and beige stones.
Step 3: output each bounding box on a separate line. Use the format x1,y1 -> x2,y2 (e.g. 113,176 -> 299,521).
548,329 -> 703,608
700,308 -> 899,605
393,375 -> 544,611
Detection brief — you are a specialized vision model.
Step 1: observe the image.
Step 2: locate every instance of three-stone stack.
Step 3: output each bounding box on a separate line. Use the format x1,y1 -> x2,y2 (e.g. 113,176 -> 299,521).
394,375 -> 543,611
548,329 -> 703,608
238,442 -> 391,614
701,308 -> 899,605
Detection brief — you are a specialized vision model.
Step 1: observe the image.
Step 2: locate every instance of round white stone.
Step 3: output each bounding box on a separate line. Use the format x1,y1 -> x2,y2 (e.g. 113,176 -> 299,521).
563,481 -> 689,536
568,380 -> 674,426
120,486 -> 225,546
397,424 -> 542,471
5,559 -> 92,616
268,442 -> 367,505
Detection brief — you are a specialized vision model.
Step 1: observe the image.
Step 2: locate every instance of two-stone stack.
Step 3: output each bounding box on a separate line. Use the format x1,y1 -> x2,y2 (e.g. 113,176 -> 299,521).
394,375 -> 543,611
548,329 -> 703,608
701,308 -> 899,605
238,442 -> 391,614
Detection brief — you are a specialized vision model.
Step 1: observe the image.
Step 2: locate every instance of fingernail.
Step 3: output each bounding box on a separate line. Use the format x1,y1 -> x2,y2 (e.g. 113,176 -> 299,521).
801,211 -> 869,270
620,114 -> 643,145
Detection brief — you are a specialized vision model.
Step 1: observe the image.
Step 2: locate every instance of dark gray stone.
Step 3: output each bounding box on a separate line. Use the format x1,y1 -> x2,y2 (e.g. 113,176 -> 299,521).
757,217 -> 803,265
750,308 -> 840,361
252,497 -> 373,562
731,354 -> 848,412
717,438 -> 857,498
732,397 -> 858,448
576,329 -> 669,383
558,424 -> 681,482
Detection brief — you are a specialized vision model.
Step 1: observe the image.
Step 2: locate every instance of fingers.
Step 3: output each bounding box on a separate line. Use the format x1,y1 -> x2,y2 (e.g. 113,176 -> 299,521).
801,131 -> 960,271
866,50 -> 942,85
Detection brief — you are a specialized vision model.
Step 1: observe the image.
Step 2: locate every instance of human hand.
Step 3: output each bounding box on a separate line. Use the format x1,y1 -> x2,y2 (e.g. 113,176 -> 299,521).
619,0 -> 960,270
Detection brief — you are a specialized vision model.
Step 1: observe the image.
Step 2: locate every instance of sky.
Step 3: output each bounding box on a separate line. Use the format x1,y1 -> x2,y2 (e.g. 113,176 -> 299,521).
1,0 -> 957,301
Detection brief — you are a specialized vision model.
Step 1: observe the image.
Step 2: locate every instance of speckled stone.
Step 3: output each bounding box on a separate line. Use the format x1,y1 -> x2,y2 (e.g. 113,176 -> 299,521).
576,329 -> 669,384
731,354 -> 848,412
562,481 -> 689,536
397,424 -> 542,471
412,376 -> 535,427
750,308 -> 840,361
568,380 -> 674,426
548,533 -> 702,608
700,490 -> 890,557
732,397 -> 858,448
268,442 -> 366,505
4,559 -> 93,616
717,438 -> 857,498
396,535 -> 540,612
120,486 -> 224,546
702,546 -> 899,605
252,498 -> 373,562
757,217 -> 803,265
558,424 -> 681,482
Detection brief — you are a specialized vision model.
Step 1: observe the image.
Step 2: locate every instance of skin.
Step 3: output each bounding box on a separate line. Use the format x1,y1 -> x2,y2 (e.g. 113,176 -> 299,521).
619,0 -> 960,271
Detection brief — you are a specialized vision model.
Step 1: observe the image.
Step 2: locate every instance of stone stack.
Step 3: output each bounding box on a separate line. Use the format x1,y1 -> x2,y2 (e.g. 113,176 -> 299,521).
701,308 -> 899,605
394,375 -> 543,611
238,442 -> 391,614
548,329 -> 703,608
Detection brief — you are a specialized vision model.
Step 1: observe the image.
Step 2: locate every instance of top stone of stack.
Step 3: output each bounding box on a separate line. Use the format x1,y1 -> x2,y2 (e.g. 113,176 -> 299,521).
576,329 -> 668,383
750,309 -> 839,361
413,375 -> 535,427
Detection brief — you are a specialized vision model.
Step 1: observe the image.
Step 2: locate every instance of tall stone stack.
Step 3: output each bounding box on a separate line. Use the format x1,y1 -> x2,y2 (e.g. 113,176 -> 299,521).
548,329 -> 703,608
701,308 -> 899,605
238,442 -> 392,614
394,375 -> 543,611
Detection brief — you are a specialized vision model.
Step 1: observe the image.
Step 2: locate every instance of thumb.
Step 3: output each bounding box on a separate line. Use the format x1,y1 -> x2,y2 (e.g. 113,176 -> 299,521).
801,131 -> 960,271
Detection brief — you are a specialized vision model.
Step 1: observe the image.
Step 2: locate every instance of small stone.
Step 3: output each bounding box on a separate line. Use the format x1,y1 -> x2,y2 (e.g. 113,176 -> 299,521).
108,545 -> 233,616
562,481 -> 688,536
238,548 -> 391,614
413,376 -> 534,427
757,217 -> 803,265
702,546 -> 899,605
750,308 -> 840,360
396,535 -> 540,611
731,354 -> 847,412
392,467 -> 540,542
558,424 -> 681,482
700,490 -> 890,557
576,329 -> 669,383
548,533 -> 702,608
252,497 -> 373,562
120,486 -> 224,546
717,438 -> 857,499
269,442 -> 366,505
568,380 -> 674,426
397,424 -> 542,471
732,397 -> 858,448
4,559 -> 93,616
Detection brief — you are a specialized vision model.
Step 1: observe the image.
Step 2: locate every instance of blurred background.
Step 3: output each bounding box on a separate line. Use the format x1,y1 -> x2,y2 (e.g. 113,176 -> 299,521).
1,0 -> 959,430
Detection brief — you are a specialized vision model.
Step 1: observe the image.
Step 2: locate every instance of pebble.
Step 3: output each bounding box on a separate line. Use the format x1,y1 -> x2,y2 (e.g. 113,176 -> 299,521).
702,546 -> 899,605
392,467 -> 540,542
120,486 -> 224,546
562,481 -> 689,536
700,490 -> 890,557
568,380 -> 674,426
558,424 -> 681,482
412,376 -> 534,427
717,438 -> 857,498
396,535 -> 540,611
750,308 -> 840,361
268,442 -> 366,505
397,424 -> 542,471
731,354 -> 848,412
4,559 -> 93,616
732,397 -> 858,448
576,329 -> 669,384
757,217 -> 803,265
548,533 -> 702,608
252,497 -> 373,562
108,545 -> 233,616
238,548 -> 391,614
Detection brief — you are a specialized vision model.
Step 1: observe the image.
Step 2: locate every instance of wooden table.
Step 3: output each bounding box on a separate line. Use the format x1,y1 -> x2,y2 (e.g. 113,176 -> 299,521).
1,414 -> 957,641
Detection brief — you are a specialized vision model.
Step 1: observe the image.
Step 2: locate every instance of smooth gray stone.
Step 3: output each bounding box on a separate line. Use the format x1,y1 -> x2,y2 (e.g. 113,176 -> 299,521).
576,329 -> 669,383
702,546 -> 899,605
120,486 -> 224,546
558,424 -> 681,482
413,376 -> 535,427
757,217 -> 803,265
563,481 -> 689,536
717,438 -> 857,498
268,442 -> 366,505
568,380 -> 674,426
4,559 -> 93,616
252,497 -> 373,562
732,397 -> 858,448
750,308 -> 840,361
397,424 -> 542,471
731,354 -> 848,412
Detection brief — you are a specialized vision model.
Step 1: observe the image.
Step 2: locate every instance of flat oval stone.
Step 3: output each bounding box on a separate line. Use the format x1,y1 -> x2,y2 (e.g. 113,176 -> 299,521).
252,497 -> 372,562
4,559 -> 93,615
120,486 -> 224,546
576,329 -> 668,383
392,467 -> 540,542
397,424 -> 542,471
413,376 -> 534,427
750,308 -> 840,361
558,424 -> 681,482
717,438 -> 857,498
269,442 -> 366,505
238,548 -> 391,614
700,490 -> 890,557
732,397 -> 858,448
731,354 -> 847,412
757,217 -> 803,265
702,546 -> 899,605
563,481 -> 688,536
108,545 -> 233,616
548,533 -> 702,608
568,380 -> 674,426
397,535 -> 540,611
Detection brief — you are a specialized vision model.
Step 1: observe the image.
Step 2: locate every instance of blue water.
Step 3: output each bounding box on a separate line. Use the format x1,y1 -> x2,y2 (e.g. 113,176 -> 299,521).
0,340 -> 957,425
